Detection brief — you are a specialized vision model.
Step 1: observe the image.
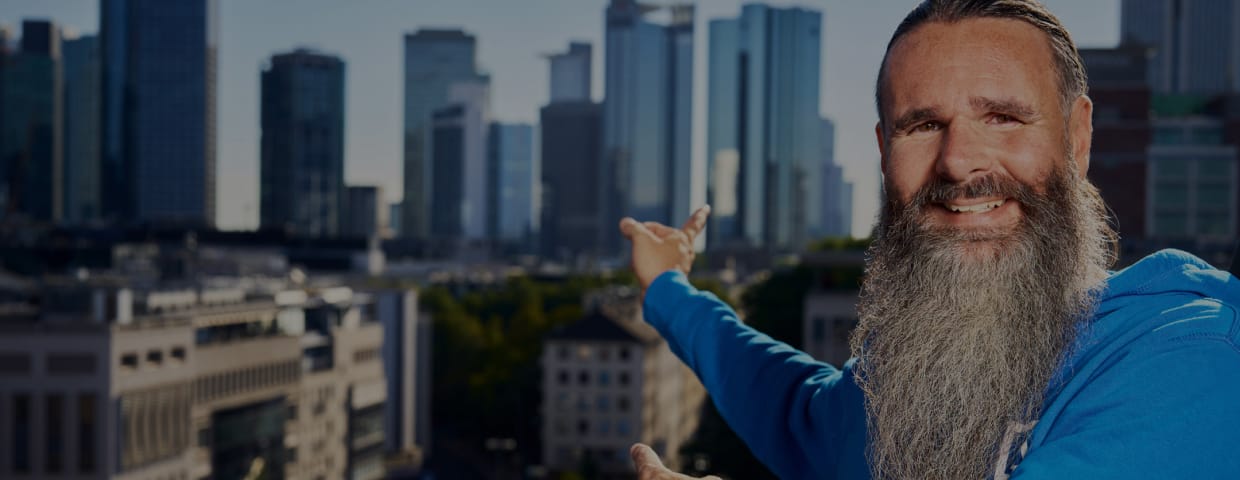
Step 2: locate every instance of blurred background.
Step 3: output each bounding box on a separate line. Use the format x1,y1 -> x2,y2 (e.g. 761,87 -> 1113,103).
0,0 -> 1234,478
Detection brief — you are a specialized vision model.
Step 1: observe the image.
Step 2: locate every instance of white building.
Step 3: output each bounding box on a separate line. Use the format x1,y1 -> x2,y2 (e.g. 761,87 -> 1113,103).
541,290 -> 704,476
801,250 -> 865,368
0,277 -> 386,480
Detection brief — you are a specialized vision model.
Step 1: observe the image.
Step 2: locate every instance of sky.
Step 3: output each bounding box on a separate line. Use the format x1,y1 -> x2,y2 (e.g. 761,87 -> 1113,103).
1,0 -> 1120,236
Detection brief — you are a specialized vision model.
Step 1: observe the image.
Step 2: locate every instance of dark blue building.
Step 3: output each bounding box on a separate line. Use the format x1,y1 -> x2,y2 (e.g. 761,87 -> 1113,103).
260,49 -> 346,237
101,0 -> 217,226
0,20 -> 62,222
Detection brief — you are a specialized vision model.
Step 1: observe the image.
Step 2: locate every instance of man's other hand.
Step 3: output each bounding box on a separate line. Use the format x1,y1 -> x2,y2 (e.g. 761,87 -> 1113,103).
631,443 -> 721,480
619,205 -> 710,294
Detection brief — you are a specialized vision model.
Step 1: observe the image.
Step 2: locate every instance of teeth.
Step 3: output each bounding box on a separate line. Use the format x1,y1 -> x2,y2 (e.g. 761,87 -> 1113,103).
947,199 -> 1005,213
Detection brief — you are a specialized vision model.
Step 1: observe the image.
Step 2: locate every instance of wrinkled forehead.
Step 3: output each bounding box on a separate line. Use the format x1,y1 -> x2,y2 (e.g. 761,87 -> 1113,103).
880,18 -> 1060,118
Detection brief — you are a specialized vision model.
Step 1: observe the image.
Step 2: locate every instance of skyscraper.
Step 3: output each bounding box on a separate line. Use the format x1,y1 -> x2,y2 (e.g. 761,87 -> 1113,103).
0,20 -> 62,222
488,122 -> 537,253
601,1 -> 694,254
1121,0 -> 1240,94
425,79 -> 490,242
706,4 -> 823,250
344,185 -> 384,239
101,0 -> 217,226
547,42 -> 591,103
540,102 -> 603,261
62,34 -> 100,224
402,29 -> 484,239
260,48 -> 346,237
818,119 -> 852,238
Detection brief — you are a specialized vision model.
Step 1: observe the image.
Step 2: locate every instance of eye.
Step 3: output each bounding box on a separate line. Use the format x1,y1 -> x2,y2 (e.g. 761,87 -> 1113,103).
989,113 -> 1019,124
911,121 -> 942,133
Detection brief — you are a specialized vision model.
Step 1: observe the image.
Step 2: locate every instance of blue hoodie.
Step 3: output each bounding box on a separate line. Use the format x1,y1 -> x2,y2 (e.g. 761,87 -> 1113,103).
642,249 -> 1240,479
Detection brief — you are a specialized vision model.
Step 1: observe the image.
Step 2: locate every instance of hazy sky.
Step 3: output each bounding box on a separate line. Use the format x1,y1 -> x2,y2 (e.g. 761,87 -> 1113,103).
2,0 -> 1119,235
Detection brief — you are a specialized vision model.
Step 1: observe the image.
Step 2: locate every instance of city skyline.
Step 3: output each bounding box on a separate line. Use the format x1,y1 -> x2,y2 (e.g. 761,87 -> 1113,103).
0,0 -> 1121,237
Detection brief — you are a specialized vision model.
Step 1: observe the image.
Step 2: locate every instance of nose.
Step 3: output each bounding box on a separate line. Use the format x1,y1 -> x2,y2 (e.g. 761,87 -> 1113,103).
935,123 -> 994,184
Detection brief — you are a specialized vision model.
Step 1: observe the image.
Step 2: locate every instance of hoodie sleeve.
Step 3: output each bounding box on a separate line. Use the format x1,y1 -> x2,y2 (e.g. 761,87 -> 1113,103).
642,270 -> 868,480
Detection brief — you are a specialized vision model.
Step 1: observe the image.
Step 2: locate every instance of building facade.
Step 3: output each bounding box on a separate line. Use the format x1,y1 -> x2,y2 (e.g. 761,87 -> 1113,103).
488,122 -> 537,254
548,42 -> 591,103
541,290 -> 704,475
0,279 -> 387,480
260,49 -> 346,238
706,5 -> 823,251
0,19 -> 62,222
62,34 -> 100,224
601,1 -> 694,254
540,101 -> 603,261
402,29 -> 484,239
101,0 -> 217,226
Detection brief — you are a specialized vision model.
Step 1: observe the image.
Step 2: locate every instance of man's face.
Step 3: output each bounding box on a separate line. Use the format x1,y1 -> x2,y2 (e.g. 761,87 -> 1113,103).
877,17 -> 1091,252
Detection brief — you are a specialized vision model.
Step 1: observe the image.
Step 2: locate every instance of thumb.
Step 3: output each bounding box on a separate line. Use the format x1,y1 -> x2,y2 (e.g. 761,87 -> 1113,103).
631,443 -> 669,472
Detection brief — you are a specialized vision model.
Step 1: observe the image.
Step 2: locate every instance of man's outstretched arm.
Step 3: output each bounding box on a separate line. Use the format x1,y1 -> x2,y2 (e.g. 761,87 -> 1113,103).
620,208 -> 867,480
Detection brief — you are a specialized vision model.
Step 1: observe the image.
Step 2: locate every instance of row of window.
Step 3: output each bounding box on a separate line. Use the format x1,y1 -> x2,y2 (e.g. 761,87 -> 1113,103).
0,352 -> 97,376
556,344 -> 634,362
554,392 -> 632,413
120,346 -> 187,371
7,391 -> 99,475
551,417 -> 635,438
193,361 -> 300,404
555,369 -> 633,387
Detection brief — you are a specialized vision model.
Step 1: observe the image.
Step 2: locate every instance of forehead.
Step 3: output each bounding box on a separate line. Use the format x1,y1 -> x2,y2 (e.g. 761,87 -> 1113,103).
883,17 -> 1059,112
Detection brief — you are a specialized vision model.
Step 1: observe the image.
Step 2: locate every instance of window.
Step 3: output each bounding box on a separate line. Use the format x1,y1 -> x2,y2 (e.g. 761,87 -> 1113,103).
598,371 -> 611,386
557,370 -> 569,385
577,419 -> 589,435
147,349 -> 164,366
618,396 -> 631,412
619,371 -> 631,386
79,394 -> 97,473
619,347 -> 631,361
597,395 -> 610,412
14,393 -> 30,473
171,346 -> 187,362
47,394 -> 64,473
578,370 -> 590,386
557,345 -> 569,360
598,346 -> 610,362
577,345 -> 592,361
121,353 -> 139,370
617,419 -> 632,436
47,354 -> 96,375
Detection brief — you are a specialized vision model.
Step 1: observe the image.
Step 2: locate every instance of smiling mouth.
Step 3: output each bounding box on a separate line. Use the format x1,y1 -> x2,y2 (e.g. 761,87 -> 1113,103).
943,198 -> 1006,214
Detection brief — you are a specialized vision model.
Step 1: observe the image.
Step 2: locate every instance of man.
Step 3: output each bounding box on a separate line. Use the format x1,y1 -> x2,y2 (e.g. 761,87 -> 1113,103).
619,1 -> 1240,479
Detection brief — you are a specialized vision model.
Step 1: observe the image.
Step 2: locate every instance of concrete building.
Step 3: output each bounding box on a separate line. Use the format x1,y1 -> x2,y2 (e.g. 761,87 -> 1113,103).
101,0 -> 217,226
0,278 -> 387,479
541,289 -> 704,476
260,48 -> 347,238
371,288 -> 431,475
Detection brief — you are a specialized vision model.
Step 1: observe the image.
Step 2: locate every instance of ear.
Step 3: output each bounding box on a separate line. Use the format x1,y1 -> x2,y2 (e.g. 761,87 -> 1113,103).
875,121 -> 889,176
1069,95 -> 1093,178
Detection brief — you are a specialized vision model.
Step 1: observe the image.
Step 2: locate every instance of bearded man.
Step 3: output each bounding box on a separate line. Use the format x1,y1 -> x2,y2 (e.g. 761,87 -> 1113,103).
618,0 -> 1240,479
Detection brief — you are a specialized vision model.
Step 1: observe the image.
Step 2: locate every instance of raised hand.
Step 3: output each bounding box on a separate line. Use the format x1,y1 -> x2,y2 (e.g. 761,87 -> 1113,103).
619,205 -> 710,294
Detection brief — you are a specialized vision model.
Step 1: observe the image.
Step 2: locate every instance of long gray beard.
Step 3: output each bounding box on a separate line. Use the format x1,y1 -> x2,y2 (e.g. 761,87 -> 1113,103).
851,163 -> 1115,480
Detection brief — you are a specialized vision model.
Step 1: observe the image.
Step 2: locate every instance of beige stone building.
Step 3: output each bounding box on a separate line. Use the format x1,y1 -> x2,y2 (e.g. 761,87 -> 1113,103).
541,289 -> 704,476
0,277 -> 386,480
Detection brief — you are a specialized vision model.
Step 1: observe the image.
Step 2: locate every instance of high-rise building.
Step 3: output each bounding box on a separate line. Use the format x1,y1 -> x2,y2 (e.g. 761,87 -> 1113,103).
260,48 -> 346,237
1121,0 -> 1240,94
1081,47 -> 1153,241
0,19 -> 62,222
540,101 -> 603,260
402,29 -> 484,239
601,1 -> 694,254
371,289 -> 431,459
101,0 -> 217,226
488,122 -> 537,253
62,34 -> 100,224
344,186 -> 384,239
427,78 -> 490,242
706,5 -> 823,250
548,42 -> 592,103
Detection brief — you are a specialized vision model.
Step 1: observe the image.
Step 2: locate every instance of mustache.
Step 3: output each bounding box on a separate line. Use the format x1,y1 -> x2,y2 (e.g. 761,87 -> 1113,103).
911,173 -> 1038,208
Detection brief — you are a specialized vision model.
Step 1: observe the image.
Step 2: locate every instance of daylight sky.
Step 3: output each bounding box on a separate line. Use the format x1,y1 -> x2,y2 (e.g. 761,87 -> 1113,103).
2,0 -> 1120,235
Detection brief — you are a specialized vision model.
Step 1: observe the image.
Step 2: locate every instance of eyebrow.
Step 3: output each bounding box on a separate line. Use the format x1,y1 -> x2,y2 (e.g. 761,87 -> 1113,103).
890,96 -> 1040,133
